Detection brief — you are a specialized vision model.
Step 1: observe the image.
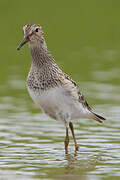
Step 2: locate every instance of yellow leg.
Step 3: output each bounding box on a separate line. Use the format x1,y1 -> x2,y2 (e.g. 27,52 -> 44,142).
69,122 -> 79,152
64,127 -> 69,154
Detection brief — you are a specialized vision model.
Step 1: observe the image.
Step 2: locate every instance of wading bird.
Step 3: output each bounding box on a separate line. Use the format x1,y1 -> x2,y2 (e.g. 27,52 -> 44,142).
17,24 -> 105,154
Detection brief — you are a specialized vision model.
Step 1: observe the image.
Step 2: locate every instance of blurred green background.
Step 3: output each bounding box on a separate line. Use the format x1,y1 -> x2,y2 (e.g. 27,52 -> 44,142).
1,0 -> 120,101
0,0 -> 120,180
1,0 -> 120,81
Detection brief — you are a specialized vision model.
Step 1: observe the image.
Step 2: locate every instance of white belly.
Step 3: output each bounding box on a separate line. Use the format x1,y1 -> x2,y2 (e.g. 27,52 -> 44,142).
27,86 -> 89,121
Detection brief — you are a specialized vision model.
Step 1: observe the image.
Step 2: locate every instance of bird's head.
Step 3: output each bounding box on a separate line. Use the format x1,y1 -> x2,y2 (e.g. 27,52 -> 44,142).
17,24 -> 44,50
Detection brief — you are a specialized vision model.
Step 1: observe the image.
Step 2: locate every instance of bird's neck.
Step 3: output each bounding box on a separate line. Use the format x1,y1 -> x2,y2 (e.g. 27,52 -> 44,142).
29,41 -> 54,68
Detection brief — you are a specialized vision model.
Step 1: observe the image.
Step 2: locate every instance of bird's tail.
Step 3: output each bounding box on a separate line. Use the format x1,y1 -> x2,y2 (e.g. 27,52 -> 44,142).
90,112 -> 106,123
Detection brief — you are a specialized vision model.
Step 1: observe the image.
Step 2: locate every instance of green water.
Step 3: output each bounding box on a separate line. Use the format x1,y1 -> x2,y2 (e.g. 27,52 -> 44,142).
0,0 -> 120,179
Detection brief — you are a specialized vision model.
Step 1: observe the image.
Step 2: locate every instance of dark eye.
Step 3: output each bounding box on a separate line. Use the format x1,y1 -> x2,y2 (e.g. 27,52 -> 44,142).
35,28 -> 39,32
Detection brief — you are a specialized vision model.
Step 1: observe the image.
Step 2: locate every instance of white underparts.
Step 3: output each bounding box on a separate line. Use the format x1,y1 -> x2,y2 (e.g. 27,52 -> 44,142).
27,86 -> 91,126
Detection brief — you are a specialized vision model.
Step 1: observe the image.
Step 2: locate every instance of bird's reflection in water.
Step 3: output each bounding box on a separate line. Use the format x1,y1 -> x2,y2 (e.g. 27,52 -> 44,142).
59,153 -> 103,180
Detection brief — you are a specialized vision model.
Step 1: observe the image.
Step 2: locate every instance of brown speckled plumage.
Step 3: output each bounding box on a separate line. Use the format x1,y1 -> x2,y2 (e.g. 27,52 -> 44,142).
27,43 -> 92,111
17,23 -> 106,153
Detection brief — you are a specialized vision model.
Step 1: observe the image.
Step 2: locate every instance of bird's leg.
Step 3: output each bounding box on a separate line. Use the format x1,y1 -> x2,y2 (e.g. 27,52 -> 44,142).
64,127 -> 69,154
69,122 -> 79,152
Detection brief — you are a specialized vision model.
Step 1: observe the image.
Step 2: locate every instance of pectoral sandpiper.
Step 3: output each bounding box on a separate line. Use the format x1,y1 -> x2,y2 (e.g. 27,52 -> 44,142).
17,24 -> 105,154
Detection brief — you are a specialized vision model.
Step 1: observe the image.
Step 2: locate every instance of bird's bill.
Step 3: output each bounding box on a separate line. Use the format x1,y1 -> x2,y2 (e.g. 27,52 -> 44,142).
17,36 -> 29,50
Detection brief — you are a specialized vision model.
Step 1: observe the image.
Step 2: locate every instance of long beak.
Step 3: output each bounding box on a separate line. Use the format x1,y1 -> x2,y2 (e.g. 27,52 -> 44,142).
17,36 -> 29,50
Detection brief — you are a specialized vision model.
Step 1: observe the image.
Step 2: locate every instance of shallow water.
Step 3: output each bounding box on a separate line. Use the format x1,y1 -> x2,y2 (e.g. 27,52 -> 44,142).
1,0 -> 120,179
0,72 -> 120,180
